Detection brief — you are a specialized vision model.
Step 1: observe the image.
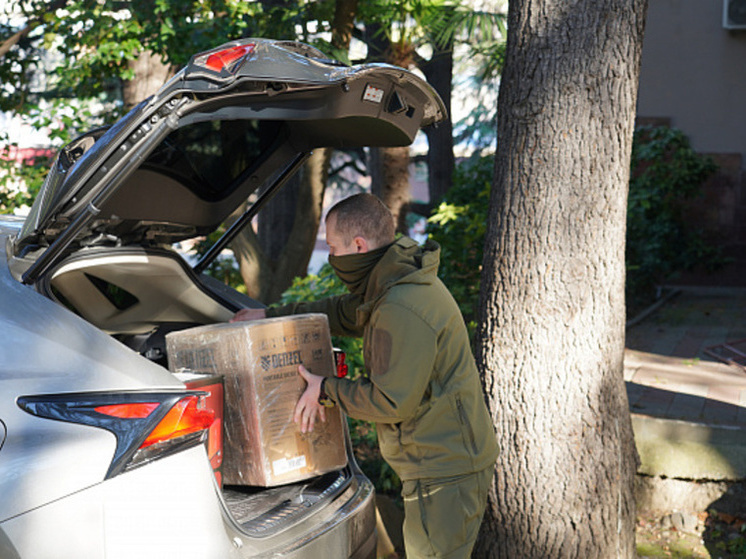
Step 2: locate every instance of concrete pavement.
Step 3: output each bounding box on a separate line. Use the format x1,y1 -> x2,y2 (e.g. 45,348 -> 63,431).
625,286 -> 746,483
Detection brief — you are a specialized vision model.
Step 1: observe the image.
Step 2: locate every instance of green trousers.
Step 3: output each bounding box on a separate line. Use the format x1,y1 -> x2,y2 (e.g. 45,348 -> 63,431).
401,466 -> 494,558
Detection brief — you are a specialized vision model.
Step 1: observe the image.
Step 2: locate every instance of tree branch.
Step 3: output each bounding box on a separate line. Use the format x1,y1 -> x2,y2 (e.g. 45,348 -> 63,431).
0,0 -> 68,59
0,25 -> 32,58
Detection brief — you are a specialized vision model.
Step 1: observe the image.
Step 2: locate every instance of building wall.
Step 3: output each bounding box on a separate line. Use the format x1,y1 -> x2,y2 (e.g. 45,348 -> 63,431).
637,0 -> 746,249
638,1 -> 746,160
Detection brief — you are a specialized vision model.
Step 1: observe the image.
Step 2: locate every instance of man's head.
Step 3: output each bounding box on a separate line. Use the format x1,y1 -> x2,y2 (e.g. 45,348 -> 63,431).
325,194 -> 396,256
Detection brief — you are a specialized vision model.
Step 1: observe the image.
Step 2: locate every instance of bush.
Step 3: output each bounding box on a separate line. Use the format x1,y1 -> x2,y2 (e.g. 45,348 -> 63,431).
426,155 -> 493,338
626,126 -> 723,310
427,129 -> 725,324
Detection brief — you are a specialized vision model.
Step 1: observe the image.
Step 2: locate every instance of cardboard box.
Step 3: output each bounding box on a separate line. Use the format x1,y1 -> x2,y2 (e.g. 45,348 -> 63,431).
165,314 -> 348,487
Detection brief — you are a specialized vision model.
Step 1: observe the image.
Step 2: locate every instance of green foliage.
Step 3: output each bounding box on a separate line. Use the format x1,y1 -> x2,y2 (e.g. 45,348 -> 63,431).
279,264 -> 401,496
0,99 -> 111,215
187,228 -> 246,292
428,129 -> 723,326
36,0 -> 262,100
0,134 -> 46,214
279,263 -> 365,381
627,126 -> 722,308
425,2 -> 505,154
426,3 -> 507,80
20,0 -> 343,102
0,0 -> 339,215
427,155 -> 493,336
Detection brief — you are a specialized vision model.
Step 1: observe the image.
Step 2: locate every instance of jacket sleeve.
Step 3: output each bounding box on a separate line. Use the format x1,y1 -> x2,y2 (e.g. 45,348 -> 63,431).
325,301 -> 436,423
266,294 -> 364,337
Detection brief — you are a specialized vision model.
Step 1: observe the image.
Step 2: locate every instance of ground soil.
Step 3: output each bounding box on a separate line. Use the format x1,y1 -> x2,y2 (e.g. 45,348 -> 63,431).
637,510 -> 746,558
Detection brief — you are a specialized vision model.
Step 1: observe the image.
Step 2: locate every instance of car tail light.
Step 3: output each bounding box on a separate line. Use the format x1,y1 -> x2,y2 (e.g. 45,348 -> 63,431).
179,374 -> 224,487
17,392 -> 214,479
194,44 -> 255,73
96,396 -> 213,447
334,349 -> 349,378
94,402 -> 160,419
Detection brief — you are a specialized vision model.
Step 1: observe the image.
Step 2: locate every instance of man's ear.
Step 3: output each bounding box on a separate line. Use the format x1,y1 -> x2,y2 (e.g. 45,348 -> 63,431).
353,236 -> 369,253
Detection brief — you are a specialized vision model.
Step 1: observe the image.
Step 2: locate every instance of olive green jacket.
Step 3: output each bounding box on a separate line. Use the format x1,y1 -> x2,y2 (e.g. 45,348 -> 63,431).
268,237 -> 499,481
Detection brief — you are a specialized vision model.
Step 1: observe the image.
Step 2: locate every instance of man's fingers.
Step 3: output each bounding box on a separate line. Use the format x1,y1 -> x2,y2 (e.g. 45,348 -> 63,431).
299,403 -> 314,434
229,308 -> 266,323
293,396 -> 313,433
304,404 -> 326,433
293,397 -> 326,434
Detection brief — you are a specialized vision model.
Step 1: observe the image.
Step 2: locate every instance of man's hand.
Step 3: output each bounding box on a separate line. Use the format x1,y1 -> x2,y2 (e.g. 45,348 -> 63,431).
294,365 -> 326,433
230,308 -> 266,323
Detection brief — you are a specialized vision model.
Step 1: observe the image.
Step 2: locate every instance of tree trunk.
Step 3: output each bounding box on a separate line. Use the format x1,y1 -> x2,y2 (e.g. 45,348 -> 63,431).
332,0 -> 359,51
474,1 -> 647,558
122,50 -> 175,108
232,148 -> 331,303
257,172 -> 300,260
422,43 -> 454,208
368,36 -> 416,234
370,145 -> 412,233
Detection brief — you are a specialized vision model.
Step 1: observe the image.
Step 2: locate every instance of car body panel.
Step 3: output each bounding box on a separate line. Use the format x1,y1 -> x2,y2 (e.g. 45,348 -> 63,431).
1,220 -> 182,393
1,216 -> 186,521
0,445 -> 376,559
0,448 -> 236,559
0,407 -> 116,524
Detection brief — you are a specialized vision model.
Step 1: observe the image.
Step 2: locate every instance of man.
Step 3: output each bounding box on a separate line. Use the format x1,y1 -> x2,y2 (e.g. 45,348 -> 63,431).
232,193 -> 498,558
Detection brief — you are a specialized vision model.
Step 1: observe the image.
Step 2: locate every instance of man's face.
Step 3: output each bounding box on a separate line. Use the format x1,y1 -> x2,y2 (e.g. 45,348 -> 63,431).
325,213 -> 357,257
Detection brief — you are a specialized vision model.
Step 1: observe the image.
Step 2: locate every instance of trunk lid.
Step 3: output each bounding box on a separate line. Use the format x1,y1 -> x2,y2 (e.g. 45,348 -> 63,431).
14,38 -> 446,285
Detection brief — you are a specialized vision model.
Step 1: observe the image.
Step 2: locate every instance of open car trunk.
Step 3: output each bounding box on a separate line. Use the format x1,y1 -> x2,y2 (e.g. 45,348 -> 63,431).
37,244 -> 372,538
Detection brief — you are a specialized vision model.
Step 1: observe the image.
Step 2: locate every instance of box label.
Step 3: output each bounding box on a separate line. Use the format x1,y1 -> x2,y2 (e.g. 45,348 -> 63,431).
273,455 -> 307,476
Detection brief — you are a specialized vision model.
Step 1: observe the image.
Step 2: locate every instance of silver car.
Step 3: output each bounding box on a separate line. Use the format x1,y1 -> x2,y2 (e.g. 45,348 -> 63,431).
0,38 -> 445,558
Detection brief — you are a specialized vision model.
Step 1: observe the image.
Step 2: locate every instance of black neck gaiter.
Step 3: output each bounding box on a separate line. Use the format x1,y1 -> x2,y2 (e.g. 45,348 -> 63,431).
328,243 -> 392,294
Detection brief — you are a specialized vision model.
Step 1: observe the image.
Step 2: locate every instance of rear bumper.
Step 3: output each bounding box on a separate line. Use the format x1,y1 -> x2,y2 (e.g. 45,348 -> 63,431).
351,526 -> 377,559
0,447 -> 236,559
1,444 -> 377,559
225,471 -> 377,558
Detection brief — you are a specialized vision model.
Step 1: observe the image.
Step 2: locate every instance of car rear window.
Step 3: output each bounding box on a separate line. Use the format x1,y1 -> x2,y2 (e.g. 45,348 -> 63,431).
142,119 -> 284,201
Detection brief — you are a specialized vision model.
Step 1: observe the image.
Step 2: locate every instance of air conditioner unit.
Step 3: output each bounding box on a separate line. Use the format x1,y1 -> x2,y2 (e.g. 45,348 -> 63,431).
724,0 -> 746,29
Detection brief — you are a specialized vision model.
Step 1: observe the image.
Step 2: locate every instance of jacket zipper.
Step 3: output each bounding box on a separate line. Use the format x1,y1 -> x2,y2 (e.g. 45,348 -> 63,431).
456,395 -> 479,455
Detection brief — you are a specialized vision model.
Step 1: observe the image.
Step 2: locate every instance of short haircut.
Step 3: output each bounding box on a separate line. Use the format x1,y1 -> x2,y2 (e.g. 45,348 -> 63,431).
327,193 -> 396,249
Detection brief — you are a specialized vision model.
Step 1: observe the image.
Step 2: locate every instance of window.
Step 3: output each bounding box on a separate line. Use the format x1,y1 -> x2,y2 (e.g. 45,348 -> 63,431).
142,119 -> 284,201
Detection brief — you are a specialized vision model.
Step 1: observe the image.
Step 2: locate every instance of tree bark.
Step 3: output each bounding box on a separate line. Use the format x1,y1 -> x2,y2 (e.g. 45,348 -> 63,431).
370,145 -> 412,233
367,33 -> 416,234
332,0 -> 359,52
122,50 -> 175,108
421,43 -> 454,208
232,148 -> 331,303
474,1 -> 647,558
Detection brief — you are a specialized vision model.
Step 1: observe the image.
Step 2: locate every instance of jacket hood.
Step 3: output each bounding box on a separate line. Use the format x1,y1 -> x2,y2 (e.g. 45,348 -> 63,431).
357,237 -> 441,322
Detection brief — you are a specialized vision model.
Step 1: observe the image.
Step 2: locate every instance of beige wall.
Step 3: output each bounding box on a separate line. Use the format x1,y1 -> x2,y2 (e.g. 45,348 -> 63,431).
637,1 -> 746,165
